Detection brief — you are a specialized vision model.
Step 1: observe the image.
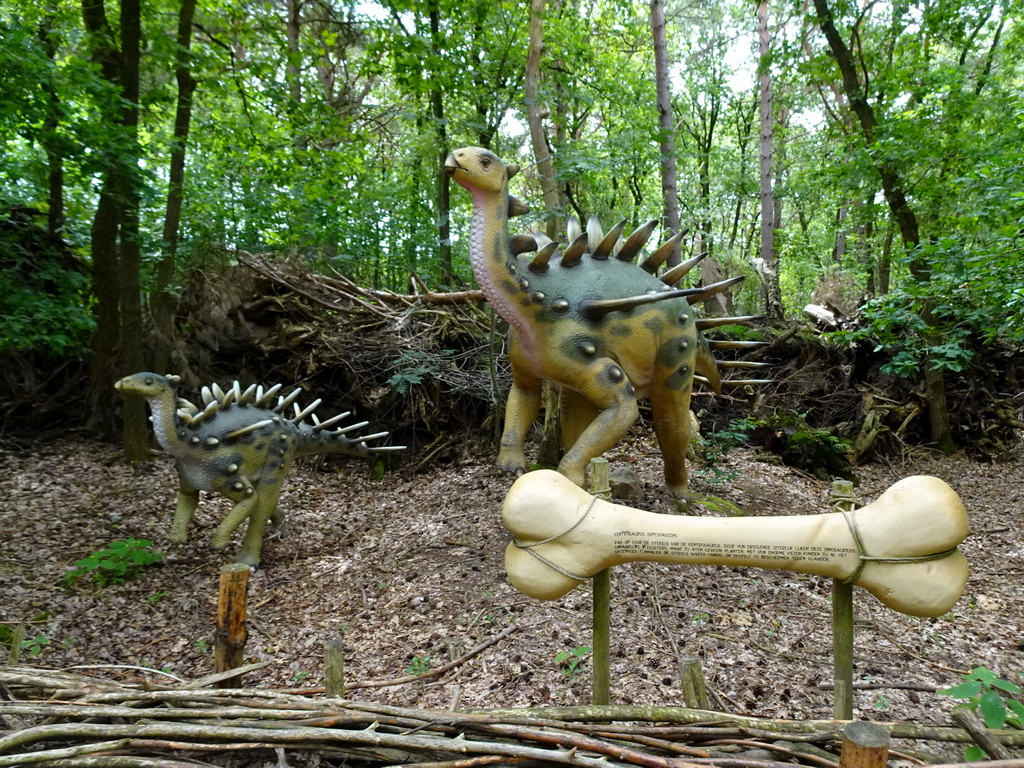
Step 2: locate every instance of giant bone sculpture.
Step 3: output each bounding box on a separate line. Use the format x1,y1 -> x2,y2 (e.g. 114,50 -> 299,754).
116,372 -> 404,567
502,470 -> 969,617
445,147 -> 767,496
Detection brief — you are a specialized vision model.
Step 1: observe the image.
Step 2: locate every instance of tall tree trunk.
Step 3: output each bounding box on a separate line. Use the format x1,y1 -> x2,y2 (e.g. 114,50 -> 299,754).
757,0 -> 784,323
429,0 -> 453,283
523,0 -> 560,466
153,0 -> 199,375
524,0 -> 560,240
37,17 -> 65,236
813,0 -> 953,453
650,0 -> 681,266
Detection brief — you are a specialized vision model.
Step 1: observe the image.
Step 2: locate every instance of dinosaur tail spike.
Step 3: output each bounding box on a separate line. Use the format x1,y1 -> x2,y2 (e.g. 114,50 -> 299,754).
356,431 -> 390,443
616,219 -> 659,262
640,230 -> 687,274
707,339 -> 770,350
225,419 -> 276,440
335,420 -> 371,435
717,360 -> 774,369
721,378 -> 775,387
529,241 -> 559,274
679,275 -> 745,304
694,337 -> 723,395
660,252 -> 708,286
274,387 -> 303,413
292,398 -> 322,423
695,315 -> 765,330
313,411 -> 352,431
256,383 -> 284,408
593,219 -> 627,259
367,444 -> 407,452
579,288 -> 691,321
510,234 -> 538,255
560,233 -> 589,268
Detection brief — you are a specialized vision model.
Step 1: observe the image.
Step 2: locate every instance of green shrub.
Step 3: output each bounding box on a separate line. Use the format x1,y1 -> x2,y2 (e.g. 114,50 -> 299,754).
62,538 -> 165,587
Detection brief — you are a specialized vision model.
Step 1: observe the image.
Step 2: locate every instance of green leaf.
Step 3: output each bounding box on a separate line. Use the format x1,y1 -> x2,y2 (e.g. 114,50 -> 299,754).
979,690 -> 1008,729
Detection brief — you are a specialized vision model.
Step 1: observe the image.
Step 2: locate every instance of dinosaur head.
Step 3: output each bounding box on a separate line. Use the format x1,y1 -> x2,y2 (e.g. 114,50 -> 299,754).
445,147 -> 519,196
115,372 -> 181,400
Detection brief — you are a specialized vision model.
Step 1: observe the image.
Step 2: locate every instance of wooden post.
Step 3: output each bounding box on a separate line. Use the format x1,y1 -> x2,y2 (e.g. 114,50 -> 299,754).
324,637 -> 346,697
214,563 -> 250,687
6,624 -> 25,665
838,720 -> 890,768
831,478 -> 858,720
589,457 -> 612,705
679,655 -> 709,709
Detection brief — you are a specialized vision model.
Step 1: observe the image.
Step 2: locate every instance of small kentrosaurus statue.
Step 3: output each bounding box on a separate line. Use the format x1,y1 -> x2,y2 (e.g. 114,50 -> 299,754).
116,372 -> 404,566
445,146 -> 769,496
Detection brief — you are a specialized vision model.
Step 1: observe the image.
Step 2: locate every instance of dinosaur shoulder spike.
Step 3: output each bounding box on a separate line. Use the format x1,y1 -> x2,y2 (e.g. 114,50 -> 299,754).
256,383 -> 284,407
313,411 -> 352,431
586,216 -> 604,254
579,288 -> 691,321
529,241 -> 559,274
225,418 -> 276,440
177,397 -> 199,415
510,234 -> 538,256
641,230 -> 687,274
660,252 -> 708,285
593,219 -> 626,259
560,233 -> 589,268
566,216 -> 582,243
274,387 -> 303,413
616,220 -> 659,262
176,408 -> 195,425
292,398 -> 322,423
695,315 -> 765,330
679,275 -> 745,304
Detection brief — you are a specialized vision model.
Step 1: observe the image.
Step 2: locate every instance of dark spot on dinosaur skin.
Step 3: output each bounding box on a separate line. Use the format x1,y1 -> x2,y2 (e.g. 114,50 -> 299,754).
609,323 -> 633,338
500,277 -> 520,296
254,441 -> 266,451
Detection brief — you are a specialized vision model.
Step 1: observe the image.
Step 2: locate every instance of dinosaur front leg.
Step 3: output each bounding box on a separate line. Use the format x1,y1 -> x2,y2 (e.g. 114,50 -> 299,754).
498,346 -> 544,477
170,475 -> 200,544
556,363 -> 640,488
559,387 -> 599,451
235,484 -> 284,567
649,383 -> 695,497
211,478 -> 258,551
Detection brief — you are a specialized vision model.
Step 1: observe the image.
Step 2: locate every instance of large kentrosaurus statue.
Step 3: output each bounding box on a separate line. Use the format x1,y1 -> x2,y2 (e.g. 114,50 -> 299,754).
116,372 -> 404,566
445,146 -> 768,496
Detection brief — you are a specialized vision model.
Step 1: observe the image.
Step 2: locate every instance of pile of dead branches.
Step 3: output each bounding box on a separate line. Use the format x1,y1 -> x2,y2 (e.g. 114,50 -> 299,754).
3,666 -> 1023,768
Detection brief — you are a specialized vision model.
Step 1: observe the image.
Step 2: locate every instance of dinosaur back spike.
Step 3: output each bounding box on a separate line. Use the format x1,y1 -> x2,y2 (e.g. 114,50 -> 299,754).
510,234 -> 537,255
256,383 -> 284,408
567,216 -> 582,243
586,216 -> 605,256
274,387 -> 303,413
201,386 -> 216,406
211,383 -> 226,401
593,219 -> 627,259
292,398 -> 322,423
200,400 -> 219,421
509,196 -> 529,217
560,233 -> 589,268
225,418 -> 276,439
334,419 -> 370,435
176,408 -> 196,425
579,288 -> 691,321
165,374 -> 181,385
695,315 -> 765,330
238,383 -> 257,405
177,397 -> 199,415
640,230 -> 687,274
616,220 -> 659,262
679,275 -> 745,304
313,411 -> 352,431
660,252 -> 708,286
529,241 -> 559,274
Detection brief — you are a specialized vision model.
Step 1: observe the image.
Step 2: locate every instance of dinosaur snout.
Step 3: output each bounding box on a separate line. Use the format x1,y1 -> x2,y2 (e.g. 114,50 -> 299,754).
444,153 -> 464,177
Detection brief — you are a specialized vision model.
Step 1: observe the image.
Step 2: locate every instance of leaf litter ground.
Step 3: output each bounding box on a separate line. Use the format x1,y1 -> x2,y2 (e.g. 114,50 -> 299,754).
1,434 -> 1022,757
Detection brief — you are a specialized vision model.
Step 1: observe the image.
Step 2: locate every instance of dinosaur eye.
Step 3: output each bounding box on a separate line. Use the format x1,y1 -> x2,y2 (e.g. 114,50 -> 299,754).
480,157 -> 491,169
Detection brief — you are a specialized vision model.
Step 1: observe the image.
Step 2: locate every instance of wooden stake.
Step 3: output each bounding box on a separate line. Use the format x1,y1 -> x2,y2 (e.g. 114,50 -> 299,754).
214,563 -> 250,687
831,478 -> 858,720
590,458 -> 611,706
679,656 -> 709,709
324,638 -> 346,698
838,720 -> 890,768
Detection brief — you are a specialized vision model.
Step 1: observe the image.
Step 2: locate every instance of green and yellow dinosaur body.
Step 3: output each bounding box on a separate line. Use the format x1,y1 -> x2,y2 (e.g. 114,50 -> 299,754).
116,372 -> 403,566
446,146 -> 765,496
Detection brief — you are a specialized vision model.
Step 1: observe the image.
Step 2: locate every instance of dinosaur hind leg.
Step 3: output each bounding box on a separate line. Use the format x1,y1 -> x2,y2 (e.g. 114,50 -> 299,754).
235,481 -> 284,567
556,363 -> 640,489
649,383 -> 695,498
170,477 -> 200,544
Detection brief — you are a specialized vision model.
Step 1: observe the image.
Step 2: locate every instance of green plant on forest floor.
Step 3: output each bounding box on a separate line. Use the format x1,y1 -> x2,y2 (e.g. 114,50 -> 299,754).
62,538 -> 165,587
405,656 -> 431,676
938,666 -> 1024,760
555,645 -> 591,680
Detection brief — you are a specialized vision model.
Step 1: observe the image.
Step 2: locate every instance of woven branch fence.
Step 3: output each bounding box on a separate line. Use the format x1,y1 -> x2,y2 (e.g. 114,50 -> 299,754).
3,666 -> 1024,768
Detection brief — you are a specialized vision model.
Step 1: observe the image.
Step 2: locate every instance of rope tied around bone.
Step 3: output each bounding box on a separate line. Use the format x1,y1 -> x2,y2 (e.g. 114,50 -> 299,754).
839,506 -> 960,586
511,496 -> 597,582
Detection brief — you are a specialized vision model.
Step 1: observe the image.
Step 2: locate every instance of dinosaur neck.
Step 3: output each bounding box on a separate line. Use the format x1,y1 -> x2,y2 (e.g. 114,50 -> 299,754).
468,189 -> 533,343
147,388 -> 184,457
